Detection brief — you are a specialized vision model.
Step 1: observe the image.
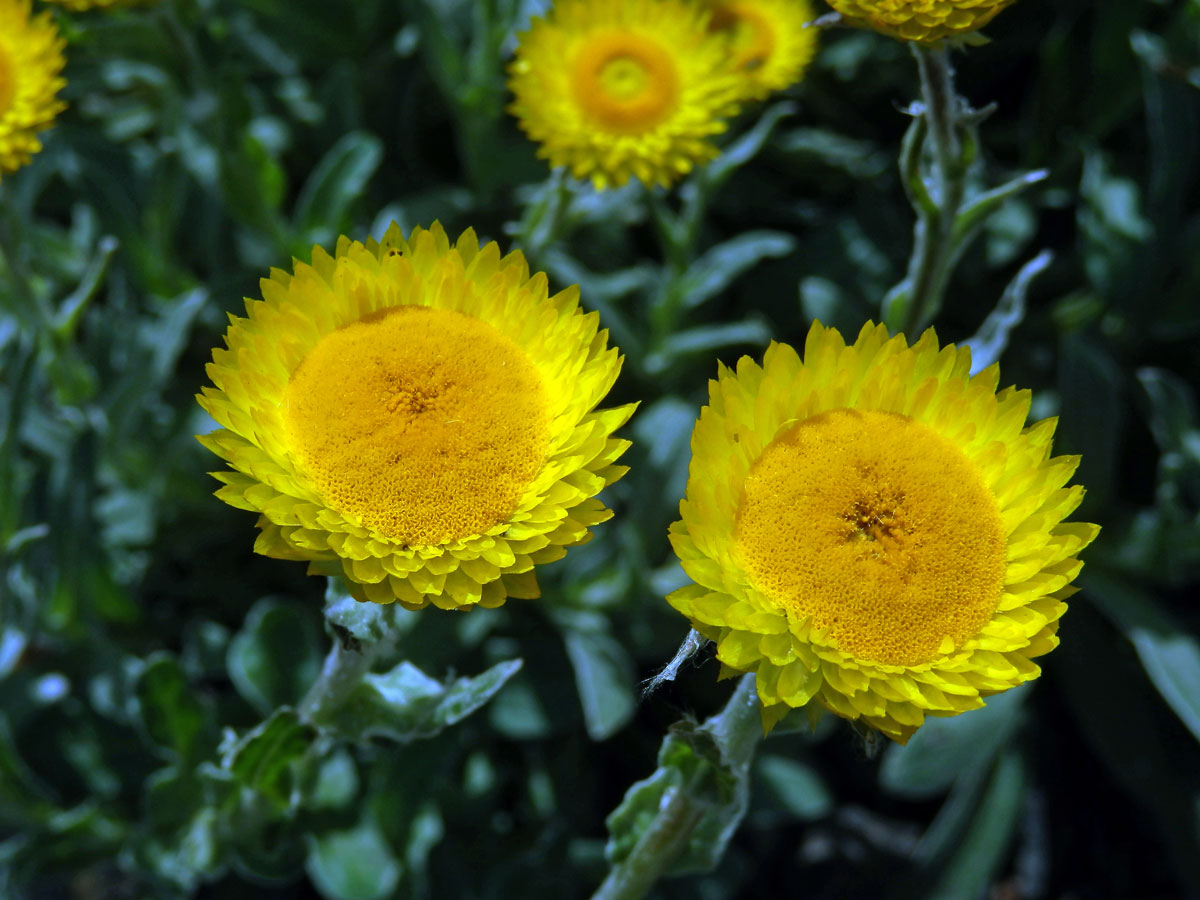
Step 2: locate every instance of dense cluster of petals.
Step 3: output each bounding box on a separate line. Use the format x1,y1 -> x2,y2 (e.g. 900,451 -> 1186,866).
667,322 -> 1097,742
198,223 -> 634,610
825,0 -> 1016,44
508,0 -> 743,189
0,0 -> 66,178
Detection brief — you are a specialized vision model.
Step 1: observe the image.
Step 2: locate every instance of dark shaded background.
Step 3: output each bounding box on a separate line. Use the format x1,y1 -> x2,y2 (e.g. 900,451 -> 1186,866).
2,1 -> 1198,898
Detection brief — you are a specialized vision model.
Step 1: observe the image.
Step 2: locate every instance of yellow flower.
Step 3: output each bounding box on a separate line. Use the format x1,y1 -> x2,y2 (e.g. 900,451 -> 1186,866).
197,223 -> 634,610
668,322 -> 1098,743
824,0 -> 1016,44
707,0 -> 819,99
507,0 -> 742,190
0,0 -> 66,180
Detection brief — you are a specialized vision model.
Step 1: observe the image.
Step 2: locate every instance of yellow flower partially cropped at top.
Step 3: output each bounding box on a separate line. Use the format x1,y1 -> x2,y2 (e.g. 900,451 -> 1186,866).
824,0 -> 1015,44
508,0 -> 742,189
706,0 -> 819,100
668,321 -> 1098,743
0,0 -> 66,179
197,223 -> 634,610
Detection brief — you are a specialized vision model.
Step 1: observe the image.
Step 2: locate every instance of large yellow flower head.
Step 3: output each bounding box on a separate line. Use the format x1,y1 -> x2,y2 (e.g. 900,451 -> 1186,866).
668,322 -> 1098,743
706,0 -> 819,100
824,0 -> 1015,44
198,223 -> 634,610
507,0 -> 742,190
0,0 -> 66,179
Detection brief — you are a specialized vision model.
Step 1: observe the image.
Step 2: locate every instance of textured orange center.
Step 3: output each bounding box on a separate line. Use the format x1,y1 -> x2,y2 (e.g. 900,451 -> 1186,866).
571,30 -> 679,134
0,45 -> 14,118
282,306 -> 549,546
735,408 -> 1006,667
711,3 -> 775,72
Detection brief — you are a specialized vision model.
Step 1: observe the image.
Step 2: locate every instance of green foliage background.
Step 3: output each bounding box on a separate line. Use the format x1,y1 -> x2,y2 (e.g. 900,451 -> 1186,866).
2,0 -> 1200,898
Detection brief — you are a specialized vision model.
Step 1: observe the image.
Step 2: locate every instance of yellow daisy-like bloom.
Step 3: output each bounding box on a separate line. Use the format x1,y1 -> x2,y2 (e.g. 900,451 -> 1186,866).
707,0 -> 819,100
507,0 -> 742,190
668,322 -> 1098,743
197,223 -> 634,610
0,0 -> 66,179
824,0 -> 1015,44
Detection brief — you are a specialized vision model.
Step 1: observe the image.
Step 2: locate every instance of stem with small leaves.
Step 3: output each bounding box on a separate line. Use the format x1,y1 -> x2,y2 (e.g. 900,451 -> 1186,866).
883,45 -> 973,336
590,674 -> 762,900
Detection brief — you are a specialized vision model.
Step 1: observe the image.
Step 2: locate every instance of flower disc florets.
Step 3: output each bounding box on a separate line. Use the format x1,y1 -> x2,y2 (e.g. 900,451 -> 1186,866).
0,0 -> 66,179
668,321 -> 1098,743
198,223 -> 634,610
508,0 -> 743,189
825,0 -> 1016,44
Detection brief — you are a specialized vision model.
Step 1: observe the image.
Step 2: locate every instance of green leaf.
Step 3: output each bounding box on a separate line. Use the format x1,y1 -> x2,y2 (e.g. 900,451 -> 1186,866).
138,288 -> 208,386
756,756 -> 832,822
135,652 -> 211,763
702,102 -> 794,189
329,659 -> 522,743
776,127 -> 888,178
878,686 -> 1026,799
1056,333 -> 1125,511
0,719 -> 56,827
486,675 -> 552,740
305,749 -> 360,811
134,768 -> 221,890
677,231 -> 796,311
923,752 -> 1026,900
963,249 -> 1053,373
1138,367 -> 1200,463
221,708 -> 316,811
306,818 -> 403,900
1086,570 -> 1200,745
952,169 -> 1048,246
645,320 -> 772,375
562,628 -> 637,742
1080,151 -> 1153,243
292,131 -> 383,246
227,599 -> 323,715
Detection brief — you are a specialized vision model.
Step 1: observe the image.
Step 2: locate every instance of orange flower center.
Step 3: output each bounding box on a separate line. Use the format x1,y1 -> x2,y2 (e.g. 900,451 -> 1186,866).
570,30 -> 680,134
0,44 -> 15,118
282,305 -> 549,546
734,408 -> 1006,667
711,3 -> 775,73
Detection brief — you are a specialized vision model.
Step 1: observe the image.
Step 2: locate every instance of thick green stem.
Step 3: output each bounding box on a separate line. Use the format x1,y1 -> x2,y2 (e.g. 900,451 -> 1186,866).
884,46 -> 971,336
297,637 -> 377,726
591,674 -> 762,900
298,584 -> 408,727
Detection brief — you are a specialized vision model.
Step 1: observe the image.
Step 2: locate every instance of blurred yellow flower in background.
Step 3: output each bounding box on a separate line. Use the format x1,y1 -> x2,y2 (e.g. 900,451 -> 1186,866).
198,223 -> 634,610
0,0 -> 65,179
824,0 -> 1016,44
707,0 -> 819,100
668,321 -> 1098,743
508,0 -> 742,189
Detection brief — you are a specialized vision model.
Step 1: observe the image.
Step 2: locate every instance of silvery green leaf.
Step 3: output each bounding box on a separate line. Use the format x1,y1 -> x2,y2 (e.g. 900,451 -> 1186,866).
329,659 -> 523,743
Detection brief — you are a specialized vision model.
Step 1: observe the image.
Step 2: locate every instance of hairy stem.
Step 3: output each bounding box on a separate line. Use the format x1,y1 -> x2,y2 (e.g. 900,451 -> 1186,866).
591,674 -> 762,900
884,45 -> 972,336
297,637 -> 377,726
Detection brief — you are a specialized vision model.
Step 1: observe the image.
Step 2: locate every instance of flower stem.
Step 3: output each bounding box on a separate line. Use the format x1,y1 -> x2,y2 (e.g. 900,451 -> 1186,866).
884,45 -> 972,336
299,584 -> 406,726
591,674 -> 762,900
298,636 -> 376,726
